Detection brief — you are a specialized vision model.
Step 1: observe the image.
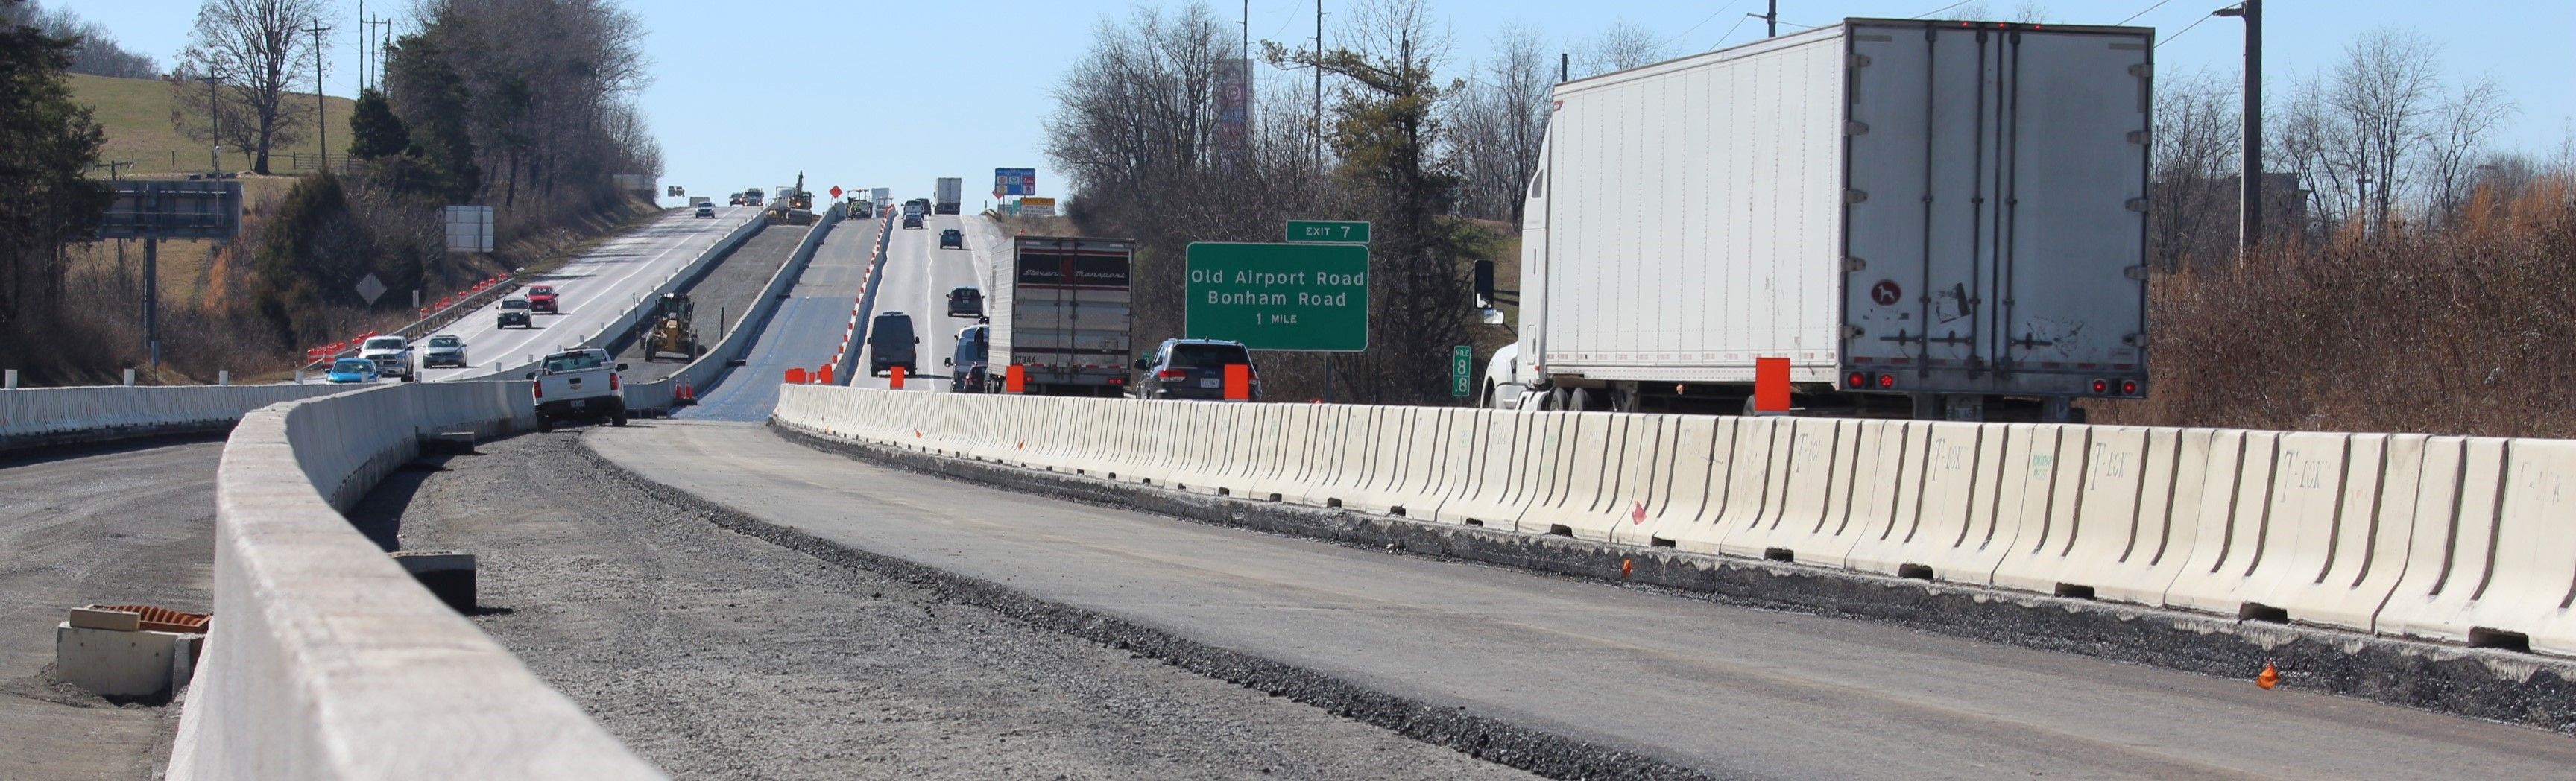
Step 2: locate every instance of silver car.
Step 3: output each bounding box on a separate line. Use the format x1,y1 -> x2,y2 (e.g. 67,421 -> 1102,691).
422,334 -> 468,368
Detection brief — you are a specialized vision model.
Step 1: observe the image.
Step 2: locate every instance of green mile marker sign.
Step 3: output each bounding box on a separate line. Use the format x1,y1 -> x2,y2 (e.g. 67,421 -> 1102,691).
1185,242 -> 1369,352
1285,220 -> 1370,244
1450,345 -> 1473,397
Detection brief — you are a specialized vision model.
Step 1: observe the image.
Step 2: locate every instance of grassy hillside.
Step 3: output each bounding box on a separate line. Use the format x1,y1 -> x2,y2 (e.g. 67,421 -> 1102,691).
72,72 -> 357,178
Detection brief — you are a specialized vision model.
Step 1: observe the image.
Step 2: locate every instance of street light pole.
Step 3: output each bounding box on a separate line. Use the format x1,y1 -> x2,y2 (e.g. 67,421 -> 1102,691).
2214,1 -> 2261,252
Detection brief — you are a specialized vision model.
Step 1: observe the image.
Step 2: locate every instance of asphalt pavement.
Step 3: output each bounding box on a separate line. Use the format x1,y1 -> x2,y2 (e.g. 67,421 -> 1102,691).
591,420 -> 2576,780
843,214 -> 996,394
678,213 -> 883,420
421,206 -> 758,381
0,440 -> 218,780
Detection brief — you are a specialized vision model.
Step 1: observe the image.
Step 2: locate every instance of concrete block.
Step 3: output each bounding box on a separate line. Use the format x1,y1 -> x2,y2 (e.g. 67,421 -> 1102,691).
393,550 -> 478,612
69,607 -> 142,631
56,623 -> 186,697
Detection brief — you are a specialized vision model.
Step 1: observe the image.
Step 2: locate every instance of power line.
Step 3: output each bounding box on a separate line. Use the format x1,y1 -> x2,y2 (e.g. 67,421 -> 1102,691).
1660,1 -> 1744,48
2118,0 -> 2176,25
1709,14 -> 1755,49
2157,12 -> 2216,48
1910,0 -> 1976,19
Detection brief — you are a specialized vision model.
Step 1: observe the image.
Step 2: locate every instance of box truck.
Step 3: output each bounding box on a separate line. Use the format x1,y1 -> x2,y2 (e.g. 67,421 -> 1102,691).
934,177 -> 963,215
988,236 -> 1134,396
1497,18 -> 2150,421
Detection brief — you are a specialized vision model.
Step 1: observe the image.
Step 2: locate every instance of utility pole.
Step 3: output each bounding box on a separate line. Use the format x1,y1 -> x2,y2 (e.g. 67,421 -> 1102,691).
1753,1 -> 1778,38
2214,1 -> 2261,252
1314,0 -> 1325,168
357,0 -> 365,92
305,22 -> 329,171
206,73 -> 223,173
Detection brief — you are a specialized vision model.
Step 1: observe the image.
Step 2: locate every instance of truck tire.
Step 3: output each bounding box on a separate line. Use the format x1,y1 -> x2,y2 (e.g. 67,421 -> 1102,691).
535,416 -> 554,433
611,408 -> 629,426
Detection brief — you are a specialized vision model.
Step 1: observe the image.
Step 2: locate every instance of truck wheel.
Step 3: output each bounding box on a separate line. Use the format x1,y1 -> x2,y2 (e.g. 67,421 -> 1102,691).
611,408 -> 629,426
536,417 -> 554,433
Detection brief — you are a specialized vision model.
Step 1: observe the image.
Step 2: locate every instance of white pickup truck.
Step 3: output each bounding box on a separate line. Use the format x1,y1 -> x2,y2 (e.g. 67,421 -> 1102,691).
524,348 -> 628,431
359,336 -> 417,382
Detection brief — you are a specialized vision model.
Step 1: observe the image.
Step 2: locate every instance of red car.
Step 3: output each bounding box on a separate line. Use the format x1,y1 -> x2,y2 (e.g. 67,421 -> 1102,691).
525,285 -> 559,314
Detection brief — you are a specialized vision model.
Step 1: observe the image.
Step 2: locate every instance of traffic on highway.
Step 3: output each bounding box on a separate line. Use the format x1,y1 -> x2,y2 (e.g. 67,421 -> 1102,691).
13,4 -> 2576,780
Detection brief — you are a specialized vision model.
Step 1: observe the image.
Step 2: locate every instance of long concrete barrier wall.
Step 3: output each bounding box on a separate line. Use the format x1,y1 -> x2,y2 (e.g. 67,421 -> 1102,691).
774,385 -> 2576,658
167,382 -> 658,779
0,383 -> 348,453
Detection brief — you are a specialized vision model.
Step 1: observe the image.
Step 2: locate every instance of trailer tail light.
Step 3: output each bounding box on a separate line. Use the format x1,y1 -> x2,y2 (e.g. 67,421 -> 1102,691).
1876,373 -> 1895,389
2091,379 -> 2110,395
1846,372 -> 1867,389
2121,379 -> 2139,396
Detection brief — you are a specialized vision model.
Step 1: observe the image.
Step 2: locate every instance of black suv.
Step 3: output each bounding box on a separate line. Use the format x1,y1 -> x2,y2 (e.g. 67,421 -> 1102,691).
946,287 -> 982,317
1134,338 -> 1260,401
939,229 -> 964,249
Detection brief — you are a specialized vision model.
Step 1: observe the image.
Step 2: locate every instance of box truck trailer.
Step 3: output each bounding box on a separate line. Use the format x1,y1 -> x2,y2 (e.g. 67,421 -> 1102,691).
988,236 -> 1135,396
1496,18 -> 2151,421
934,177 -> 963,215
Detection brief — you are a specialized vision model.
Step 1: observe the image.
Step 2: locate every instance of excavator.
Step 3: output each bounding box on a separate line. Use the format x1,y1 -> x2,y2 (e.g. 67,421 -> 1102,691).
640,292 -> 701,361
763,171 -> 819,226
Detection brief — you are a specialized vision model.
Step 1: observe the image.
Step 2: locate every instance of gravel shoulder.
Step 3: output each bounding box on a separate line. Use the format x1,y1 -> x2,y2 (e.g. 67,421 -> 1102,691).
0,438 -> 218,781
351,429 -> 1533,780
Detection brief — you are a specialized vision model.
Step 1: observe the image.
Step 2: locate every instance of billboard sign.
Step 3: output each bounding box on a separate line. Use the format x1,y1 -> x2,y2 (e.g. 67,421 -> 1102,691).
443,206 -> 494,253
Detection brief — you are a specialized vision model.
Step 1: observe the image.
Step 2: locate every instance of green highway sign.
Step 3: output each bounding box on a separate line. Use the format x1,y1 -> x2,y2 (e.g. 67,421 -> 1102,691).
1185,242 -> 1369,352
1285,219 -> 1371,244
1450,345 -> 1473,397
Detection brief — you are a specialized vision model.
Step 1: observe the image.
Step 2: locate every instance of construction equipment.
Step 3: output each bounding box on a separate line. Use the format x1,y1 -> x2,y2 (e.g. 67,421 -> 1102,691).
763,171 -> 819,225
640,292 -> 701,362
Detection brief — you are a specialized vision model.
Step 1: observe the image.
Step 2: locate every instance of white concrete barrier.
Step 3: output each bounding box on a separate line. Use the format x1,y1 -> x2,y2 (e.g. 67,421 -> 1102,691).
770,385 -> 2576,659
1,383 -> 347,452
168,382 -> 657,780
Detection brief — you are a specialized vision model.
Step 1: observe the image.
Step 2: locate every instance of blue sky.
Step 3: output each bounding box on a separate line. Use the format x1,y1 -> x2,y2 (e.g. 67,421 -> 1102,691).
69,1 -> 2576,209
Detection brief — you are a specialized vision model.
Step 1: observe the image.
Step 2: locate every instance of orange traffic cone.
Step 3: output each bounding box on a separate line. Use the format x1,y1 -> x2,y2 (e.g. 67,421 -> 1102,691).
2256,662 -> 2279,690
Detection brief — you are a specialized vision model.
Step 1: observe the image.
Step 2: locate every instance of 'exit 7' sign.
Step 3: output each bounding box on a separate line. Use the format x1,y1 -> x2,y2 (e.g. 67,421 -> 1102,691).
1285,220 -> 1370,244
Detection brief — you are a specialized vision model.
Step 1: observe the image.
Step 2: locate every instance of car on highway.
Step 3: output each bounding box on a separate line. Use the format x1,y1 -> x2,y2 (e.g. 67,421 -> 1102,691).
944,323 -> 990,393
868,311 -> 919,377
939,229 -> 964,249
946,286 -> 982,318
695,203 -> 716,218
902,213 -> 923,230
1134,338 -> 1260,401
324,358 -> 379,384
525,285 -> 560,313
422,334 -> 468,368
525,347 -> 628,432
359,336 -> 417,382
497,297 -> 534,329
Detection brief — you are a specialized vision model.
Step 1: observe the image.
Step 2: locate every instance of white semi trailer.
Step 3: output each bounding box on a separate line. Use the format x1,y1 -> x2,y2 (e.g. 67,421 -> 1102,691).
1497,18 -> 2151,421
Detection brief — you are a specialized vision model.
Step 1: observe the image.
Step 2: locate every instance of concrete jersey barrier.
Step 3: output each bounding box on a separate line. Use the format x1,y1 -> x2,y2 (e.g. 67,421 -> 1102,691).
166,382 -> 660,780
1,383 -> 348,453
625,203 -> 850,411
773,384 -> 2576,659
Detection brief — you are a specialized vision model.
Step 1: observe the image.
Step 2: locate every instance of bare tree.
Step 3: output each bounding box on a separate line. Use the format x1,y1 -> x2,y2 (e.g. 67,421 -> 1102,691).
168,63 -> 260,172
1443,26 -> 1550,224
12,1 -> 160,78
2149,69 -> 2240,269
177,0 -> 326,175
2423,75 -> 2516,225
2329,28 -> 2440,234
1573,19 -> 1662,78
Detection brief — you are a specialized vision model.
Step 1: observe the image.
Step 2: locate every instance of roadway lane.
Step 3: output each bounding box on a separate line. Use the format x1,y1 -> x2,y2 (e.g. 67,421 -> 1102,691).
610,221 -> 801,384
845,214 -> 994,393
596,420 -> 2576,780
677,214 -> 877,420
422,206 -> 758,381
0,440 -> 219,780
